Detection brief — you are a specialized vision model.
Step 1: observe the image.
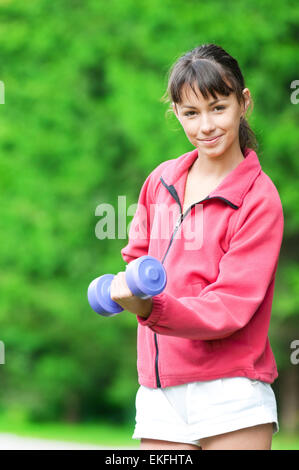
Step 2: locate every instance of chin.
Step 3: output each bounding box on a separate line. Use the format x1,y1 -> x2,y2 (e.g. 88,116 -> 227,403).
198,145 -> 224,157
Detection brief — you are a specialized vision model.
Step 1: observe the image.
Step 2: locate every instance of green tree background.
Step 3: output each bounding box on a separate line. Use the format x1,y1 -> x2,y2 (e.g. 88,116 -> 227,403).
0,0 -> 298,439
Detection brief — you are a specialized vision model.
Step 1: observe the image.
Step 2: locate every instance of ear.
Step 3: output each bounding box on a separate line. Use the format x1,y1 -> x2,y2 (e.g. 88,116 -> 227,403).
172,102 -> 179,118
242,88 -> 251,114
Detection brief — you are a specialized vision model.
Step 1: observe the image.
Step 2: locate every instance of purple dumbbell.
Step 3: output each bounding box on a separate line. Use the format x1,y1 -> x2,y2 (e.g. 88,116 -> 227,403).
87,255 -> 167,317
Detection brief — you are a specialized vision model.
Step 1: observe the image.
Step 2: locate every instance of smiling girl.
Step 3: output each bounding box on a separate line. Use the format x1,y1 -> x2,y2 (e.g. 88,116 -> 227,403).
112,43 -> 284,450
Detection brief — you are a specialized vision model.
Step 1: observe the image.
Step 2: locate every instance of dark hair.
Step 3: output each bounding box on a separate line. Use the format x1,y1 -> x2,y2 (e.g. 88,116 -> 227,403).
161,43 -> 258,155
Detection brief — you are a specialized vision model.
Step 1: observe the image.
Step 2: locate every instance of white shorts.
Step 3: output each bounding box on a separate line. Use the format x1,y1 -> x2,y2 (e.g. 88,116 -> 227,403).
132,377 -> 279,447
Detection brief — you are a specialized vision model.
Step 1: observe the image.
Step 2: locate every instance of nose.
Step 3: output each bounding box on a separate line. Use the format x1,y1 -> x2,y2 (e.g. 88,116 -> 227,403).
199,113 -> 216,134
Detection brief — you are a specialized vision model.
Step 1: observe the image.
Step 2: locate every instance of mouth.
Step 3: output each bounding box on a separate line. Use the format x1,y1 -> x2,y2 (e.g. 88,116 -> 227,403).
199,135 -> 223,144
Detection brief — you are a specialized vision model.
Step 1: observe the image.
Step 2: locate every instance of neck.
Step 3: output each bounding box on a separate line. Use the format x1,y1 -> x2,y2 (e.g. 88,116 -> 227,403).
193,143 -> 245,180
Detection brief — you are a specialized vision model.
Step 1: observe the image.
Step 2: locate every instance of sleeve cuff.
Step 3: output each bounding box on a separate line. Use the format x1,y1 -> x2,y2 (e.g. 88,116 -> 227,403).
137,292 -> 166,327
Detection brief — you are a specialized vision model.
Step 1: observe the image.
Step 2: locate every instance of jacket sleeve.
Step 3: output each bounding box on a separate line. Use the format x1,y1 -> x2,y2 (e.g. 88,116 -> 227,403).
137,193 -> 284,340
121,167 -> 159,264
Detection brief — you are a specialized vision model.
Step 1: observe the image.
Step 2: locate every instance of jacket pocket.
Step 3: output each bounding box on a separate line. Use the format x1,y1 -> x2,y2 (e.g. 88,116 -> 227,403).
190,280 -> 223,350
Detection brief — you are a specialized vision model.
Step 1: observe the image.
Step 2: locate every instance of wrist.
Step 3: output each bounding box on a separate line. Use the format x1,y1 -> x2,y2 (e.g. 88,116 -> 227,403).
139,298 -> 153,319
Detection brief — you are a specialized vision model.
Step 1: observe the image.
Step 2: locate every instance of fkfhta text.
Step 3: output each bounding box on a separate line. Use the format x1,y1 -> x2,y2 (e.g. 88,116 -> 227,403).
105,454 -> 193,466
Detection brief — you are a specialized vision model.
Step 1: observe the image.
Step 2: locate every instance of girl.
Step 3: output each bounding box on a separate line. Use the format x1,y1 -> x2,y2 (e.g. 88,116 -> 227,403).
110,43 -> 284,450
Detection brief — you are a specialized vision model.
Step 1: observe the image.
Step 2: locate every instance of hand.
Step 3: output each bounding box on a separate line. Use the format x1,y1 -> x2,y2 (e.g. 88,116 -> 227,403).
110,271 -> 153,319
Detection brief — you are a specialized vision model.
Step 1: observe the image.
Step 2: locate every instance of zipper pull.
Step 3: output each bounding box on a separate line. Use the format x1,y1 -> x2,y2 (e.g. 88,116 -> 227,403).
174,213 -> 183,231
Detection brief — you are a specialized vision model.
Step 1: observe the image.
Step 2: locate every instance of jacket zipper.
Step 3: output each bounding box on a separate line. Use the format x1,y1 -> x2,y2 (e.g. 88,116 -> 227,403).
153,191 -> 211,387
153,178 -> 238,387
153,210 -> 185,388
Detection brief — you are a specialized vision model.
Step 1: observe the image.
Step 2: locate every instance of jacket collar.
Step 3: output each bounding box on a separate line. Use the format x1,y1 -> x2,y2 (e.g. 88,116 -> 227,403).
160,147 -> 262,209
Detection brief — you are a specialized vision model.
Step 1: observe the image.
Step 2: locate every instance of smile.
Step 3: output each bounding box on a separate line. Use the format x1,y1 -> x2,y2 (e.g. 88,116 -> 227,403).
199,135 -> 223,145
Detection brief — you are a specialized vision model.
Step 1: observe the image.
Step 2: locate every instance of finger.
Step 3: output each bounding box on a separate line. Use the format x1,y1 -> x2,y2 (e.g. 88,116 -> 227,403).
110,273 -> 132,300
118,272 -> 133,296
110,274 -> 121,301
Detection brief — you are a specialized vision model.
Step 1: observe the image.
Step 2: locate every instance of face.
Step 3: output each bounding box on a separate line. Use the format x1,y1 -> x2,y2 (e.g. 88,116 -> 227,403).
172,82 -> 251,158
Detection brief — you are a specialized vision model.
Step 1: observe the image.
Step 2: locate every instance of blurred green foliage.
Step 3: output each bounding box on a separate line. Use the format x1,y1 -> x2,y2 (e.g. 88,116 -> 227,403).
0,0 -> 298,430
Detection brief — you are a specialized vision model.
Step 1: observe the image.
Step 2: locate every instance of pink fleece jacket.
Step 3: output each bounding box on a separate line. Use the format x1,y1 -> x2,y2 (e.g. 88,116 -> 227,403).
121,147 -> 284,388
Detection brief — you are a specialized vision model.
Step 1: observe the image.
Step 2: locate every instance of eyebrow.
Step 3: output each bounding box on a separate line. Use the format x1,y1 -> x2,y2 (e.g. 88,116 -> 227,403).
181,98 -> 227,109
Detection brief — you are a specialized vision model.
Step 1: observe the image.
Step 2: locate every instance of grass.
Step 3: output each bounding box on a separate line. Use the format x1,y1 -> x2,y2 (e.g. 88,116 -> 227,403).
0,416 -> 139,448
0,415 -> 297,449
271,431 -> 299,450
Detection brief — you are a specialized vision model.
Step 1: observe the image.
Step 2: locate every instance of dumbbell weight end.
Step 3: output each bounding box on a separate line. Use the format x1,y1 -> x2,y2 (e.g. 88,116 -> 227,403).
87,274 -> 124,317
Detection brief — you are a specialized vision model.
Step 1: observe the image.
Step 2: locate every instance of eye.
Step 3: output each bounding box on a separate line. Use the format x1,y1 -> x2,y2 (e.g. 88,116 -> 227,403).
184,111 -> 196,117
184,106 -> 225,117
